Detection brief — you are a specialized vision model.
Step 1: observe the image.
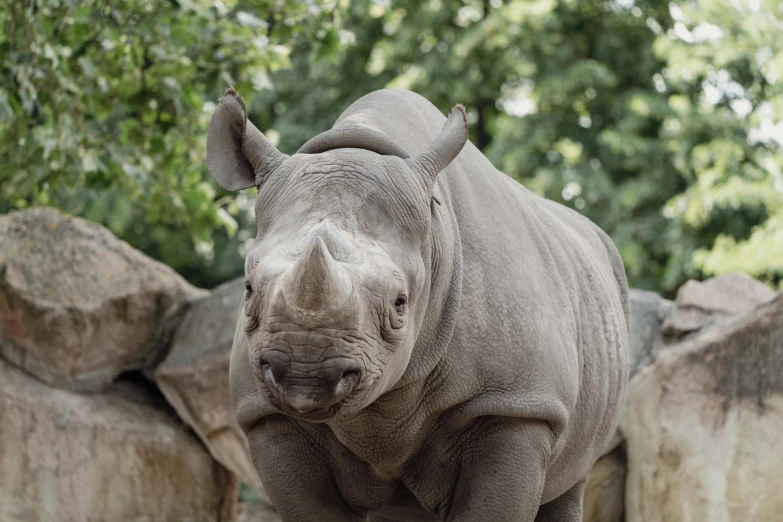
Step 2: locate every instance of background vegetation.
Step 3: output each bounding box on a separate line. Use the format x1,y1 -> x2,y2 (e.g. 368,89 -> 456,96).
2,0 -> 781,294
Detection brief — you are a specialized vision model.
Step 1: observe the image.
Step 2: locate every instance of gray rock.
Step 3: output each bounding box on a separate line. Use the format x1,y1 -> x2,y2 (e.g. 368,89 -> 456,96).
628,289 -> 673,379
0,357 -> 237,522
662,272 -> 775,338
0,207 -> 206,391
156,277 -> 268,501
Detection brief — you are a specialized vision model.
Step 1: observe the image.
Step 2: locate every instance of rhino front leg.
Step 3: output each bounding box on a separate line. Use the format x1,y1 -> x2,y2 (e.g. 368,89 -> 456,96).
245,417 -> 366,522
445,418 -> 553,522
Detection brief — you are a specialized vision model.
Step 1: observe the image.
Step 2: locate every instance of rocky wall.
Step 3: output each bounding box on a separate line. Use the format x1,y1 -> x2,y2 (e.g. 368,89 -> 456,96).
2,207 -> 781,522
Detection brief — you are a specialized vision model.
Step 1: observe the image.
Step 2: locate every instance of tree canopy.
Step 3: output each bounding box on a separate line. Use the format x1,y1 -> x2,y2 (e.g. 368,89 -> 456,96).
2,0 -> 781,294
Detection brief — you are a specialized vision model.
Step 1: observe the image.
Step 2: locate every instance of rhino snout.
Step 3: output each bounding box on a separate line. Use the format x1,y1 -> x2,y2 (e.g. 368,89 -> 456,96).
260,354 -> 362,417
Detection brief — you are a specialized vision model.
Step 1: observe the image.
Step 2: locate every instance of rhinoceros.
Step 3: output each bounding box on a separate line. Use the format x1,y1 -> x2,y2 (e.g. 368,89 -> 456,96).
207,87 -> 629,522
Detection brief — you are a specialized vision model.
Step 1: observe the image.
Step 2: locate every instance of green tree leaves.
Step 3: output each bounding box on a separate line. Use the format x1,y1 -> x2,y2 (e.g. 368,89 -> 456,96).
2,0 -> 780,292
0,0 -> 338,287
651,0 -> 783,289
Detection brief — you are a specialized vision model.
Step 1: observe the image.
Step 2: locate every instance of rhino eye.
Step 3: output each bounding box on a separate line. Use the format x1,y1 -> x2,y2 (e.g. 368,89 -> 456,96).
245,281 -> 253,296
394,296 -> 407,312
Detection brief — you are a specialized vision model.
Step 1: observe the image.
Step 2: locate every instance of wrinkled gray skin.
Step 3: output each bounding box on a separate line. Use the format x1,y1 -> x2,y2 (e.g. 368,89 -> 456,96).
207,88 -> 629,522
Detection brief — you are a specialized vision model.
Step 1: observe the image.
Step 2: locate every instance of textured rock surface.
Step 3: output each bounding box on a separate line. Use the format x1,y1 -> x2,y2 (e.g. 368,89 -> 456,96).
156,277 -> 266,498
0,357 -> 237,522
662,272 -> 775,338
583,448 -> 626,522
0,207 -> 206,391
623,293 -> 783,522
628,289 -> 673,379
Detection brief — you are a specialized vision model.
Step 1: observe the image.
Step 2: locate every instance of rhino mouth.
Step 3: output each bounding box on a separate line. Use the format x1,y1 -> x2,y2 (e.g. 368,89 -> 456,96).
259,360 -> 361,422
277,400 -> 345,421
263,385 -> 350,422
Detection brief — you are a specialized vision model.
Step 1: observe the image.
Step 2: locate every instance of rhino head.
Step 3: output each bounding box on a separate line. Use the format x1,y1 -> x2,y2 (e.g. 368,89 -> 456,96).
207,88 -> 467,422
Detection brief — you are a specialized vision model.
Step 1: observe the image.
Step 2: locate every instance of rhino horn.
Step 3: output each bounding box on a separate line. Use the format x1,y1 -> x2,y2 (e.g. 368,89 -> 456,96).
410,104 -> 469,189
207,87 -> 288,191
311,222 -> 361,262
284,236 -> 353,313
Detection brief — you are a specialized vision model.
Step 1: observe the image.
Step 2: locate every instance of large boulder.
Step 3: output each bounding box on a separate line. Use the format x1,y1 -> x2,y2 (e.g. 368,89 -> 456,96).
0,357 -> 238,522
156,277 -> 266,498
0,207 -> 206,391
623,293 -> 783,522
662,272 -> 775,338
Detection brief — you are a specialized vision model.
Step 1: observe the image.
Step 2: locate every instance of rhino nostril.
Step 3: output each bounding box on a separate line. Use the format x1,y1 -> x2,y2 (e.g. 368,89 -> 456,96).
261,356 -> 288,385
262,363 -> 277,387
335,370 -> 360,397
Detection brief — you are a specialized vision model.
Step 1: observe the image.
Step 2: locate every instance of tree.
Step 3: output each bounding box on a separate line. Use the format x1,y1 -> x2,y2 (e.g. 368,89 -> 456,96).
653,0 -> 783,288
0,0 -> 343,287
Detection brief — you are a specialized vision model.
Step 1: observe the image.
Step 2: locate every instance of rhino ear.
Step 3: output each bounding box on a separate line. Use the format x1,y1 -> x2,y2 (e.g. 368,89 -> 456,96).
207,87 -> 288,191
410,104 -> 468,190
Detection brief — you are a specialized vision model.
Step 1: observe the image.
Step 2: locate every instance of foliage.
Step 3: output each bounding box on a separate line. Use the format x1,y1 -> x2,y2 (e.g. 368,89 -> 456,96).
0,0 -> 342,287
653,0 -> 783,289
238,481 -> 263,504
2,0 -> 781,293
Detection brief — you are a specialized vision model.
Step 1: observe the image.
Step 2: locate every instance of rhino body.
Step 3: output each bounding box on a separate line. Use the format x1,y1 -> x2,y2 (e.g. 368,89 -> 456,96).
209,88 -> 629,521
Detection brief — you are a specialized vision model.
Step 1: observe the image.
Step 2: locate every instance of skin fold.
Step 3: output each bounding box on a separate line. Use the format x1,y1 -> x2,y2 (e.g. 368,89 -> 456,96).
207,87 -> 629,522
